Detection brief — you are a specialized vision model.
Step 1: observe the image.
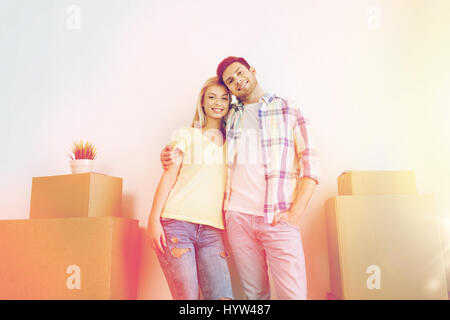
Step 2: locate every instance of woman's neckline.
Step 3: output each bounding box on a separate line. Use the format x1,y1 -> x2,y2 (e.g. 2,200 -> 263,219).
193,127 -> 225,147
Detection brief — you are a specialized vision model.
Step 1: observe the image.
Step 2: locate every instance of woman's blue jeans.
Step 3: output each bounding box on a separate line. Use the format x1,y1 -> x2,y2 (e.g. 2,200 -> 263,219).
157,218 -> 234,300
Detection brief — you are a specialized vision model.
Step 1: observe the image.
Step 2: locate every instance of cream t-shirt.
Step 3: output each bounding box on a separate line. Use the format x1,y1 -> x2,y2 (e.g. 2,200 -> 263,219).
161,126 -> 227,229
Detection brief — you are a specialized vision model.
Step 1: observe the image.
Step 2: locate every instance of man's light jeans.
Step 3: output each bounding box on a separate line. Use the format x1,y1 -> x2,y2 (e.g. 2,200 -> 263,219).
225,210 -> 307,300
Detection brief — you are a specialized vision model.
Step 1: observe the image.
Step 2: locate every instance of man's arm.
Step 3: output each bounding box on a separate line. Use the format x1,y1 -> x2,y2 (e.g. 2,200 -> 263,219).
288,177 -> 317,224
272,177 -> 317,226
272,101 -> 320,227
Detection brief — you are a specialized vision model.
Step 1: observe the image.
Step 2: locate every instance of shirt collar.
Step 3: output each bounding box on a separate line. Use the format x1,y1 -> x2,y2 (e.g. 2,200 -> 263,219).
260,92 -> 275,105
233,92 -> 275,111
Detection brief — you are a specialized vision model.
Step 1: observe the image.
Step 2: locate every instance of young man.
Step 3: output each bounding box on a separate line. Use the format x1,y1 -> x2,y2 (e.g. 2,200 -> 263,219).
160,56 -> 320,300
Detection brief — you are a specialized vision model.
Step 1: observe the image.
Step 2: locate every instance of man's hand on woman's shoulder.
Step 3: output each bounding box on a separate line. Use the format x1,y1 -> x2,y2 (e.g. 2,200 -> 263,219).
160,145 -> 183,170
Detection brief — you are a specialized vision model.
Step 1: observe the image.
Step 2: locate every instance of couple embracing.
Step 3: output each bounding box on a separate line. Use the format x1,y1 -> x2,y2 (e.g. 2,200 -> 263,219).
147,56 -> 320,300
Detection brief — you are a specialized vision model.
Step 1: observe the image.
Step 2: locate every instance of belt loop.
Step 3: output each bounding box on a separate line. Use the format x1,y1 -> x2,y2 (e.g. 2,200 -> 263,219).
196,223 -> 201,242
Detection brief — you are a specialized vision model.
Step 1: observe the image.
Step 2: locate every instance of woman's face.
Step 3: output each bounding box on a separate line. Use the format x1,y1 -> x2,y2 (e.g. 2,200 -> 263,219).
202,85 -> 230,121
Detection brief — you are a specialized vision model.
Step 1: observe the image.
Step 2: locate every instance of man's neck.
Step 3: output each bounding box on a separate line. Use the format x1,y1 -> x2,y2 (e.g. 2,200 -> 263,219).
240,84 -> 265,105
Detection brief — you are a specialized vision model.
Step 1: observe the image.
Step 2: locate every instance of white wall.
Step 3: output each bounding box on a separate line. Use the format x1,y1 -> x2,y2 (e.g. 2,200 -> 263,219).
0,0 -> 448,299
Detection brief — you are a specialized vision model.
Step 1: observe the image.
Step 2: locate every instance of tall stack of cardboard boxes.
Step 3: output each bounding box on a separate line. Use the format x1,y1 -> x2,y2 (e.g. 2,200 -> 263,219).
326,170 -> 448,299
0,173 -> 140,299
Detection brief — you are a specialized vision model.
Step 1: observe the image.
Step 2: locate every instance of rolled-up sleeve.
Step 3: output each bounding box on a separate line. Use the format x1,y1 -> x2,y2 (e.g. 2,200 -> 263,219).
170,127 -> 191,154
292,103 -> 320,185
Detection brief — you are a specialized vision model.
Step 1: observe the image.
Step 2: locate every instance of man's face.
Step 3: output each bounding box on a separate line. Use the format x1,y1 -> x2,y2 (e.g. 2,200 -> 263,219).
222,62 -> 257,100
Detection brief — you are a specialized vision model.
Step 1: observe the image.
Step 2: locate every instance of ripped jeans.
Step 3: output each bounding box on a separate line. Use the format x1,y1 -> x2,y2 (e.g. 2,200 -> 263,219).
157,218 -> 234,300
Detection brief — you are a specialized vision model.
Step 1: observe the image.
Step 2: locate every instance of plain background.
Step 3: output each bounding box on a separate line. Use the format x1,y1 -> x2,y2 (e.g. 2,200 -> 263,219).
0,0 -> 449,299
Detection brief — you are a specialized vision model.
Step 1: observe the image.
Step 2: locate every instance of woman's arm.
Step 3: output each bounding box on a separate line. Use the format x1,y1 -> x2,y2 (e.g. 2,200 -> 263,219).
147,156 -> 182,255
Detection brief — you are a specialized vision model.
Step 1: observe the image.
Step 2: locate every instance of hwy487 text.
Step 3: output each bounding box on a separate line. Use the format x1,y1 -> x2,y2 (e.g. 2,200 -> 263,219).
179,304 -> 271,317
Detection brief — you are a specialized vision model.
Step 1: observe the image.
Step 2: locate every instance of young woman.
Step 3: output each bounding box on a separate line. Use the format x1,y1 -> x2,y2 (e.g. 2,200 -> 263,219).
147,76 -> 233,300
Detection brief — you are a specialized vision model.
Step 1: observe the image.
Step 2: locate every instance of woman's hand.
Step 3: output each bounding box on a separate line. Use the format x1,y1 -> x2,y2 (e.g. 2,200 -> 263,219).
148,219 -> 167,255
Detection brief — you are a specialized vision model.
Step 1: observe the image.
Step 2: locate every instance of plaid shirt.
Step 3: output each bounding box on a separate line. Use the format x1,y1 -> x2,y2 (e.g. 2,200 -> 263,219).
224,93 -> 320,223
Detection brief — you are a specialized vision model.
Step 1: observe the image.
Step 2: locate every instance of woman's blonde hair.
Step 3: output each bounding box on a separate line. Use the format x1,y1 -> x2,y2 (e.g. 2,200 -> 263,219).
192,76 -> 230,129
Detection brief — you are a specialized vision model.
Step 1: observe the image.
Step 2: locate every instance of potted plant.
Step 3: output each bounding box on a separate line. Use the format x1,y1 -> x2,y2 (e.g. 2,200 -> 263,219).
67,140 -> 98,174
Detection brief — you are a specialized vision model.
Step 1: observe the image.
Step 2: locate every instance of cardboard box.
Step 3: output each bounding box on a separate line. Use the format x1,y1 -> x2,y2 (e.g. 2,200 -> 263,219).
30,173 -> 122,219
337,170 -> 417,195
442,225 -> 450,293
325,195 -> 448,300
0,217 -> 140,299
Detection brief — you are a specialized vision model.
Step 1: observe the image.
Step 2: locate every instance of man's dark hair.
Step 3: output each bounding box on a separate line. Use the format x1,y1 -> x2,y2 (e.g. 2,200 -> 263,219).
216,56 -> 251,84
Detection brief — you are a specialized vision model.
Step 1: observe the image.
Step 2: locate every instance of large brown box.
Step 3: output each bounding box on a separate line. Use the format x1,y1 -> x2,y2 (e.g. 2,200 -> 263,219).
0,217 -> 140,299
30,173 -> 122,219
326,195 -> 448,300
338,171 -> 417,195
